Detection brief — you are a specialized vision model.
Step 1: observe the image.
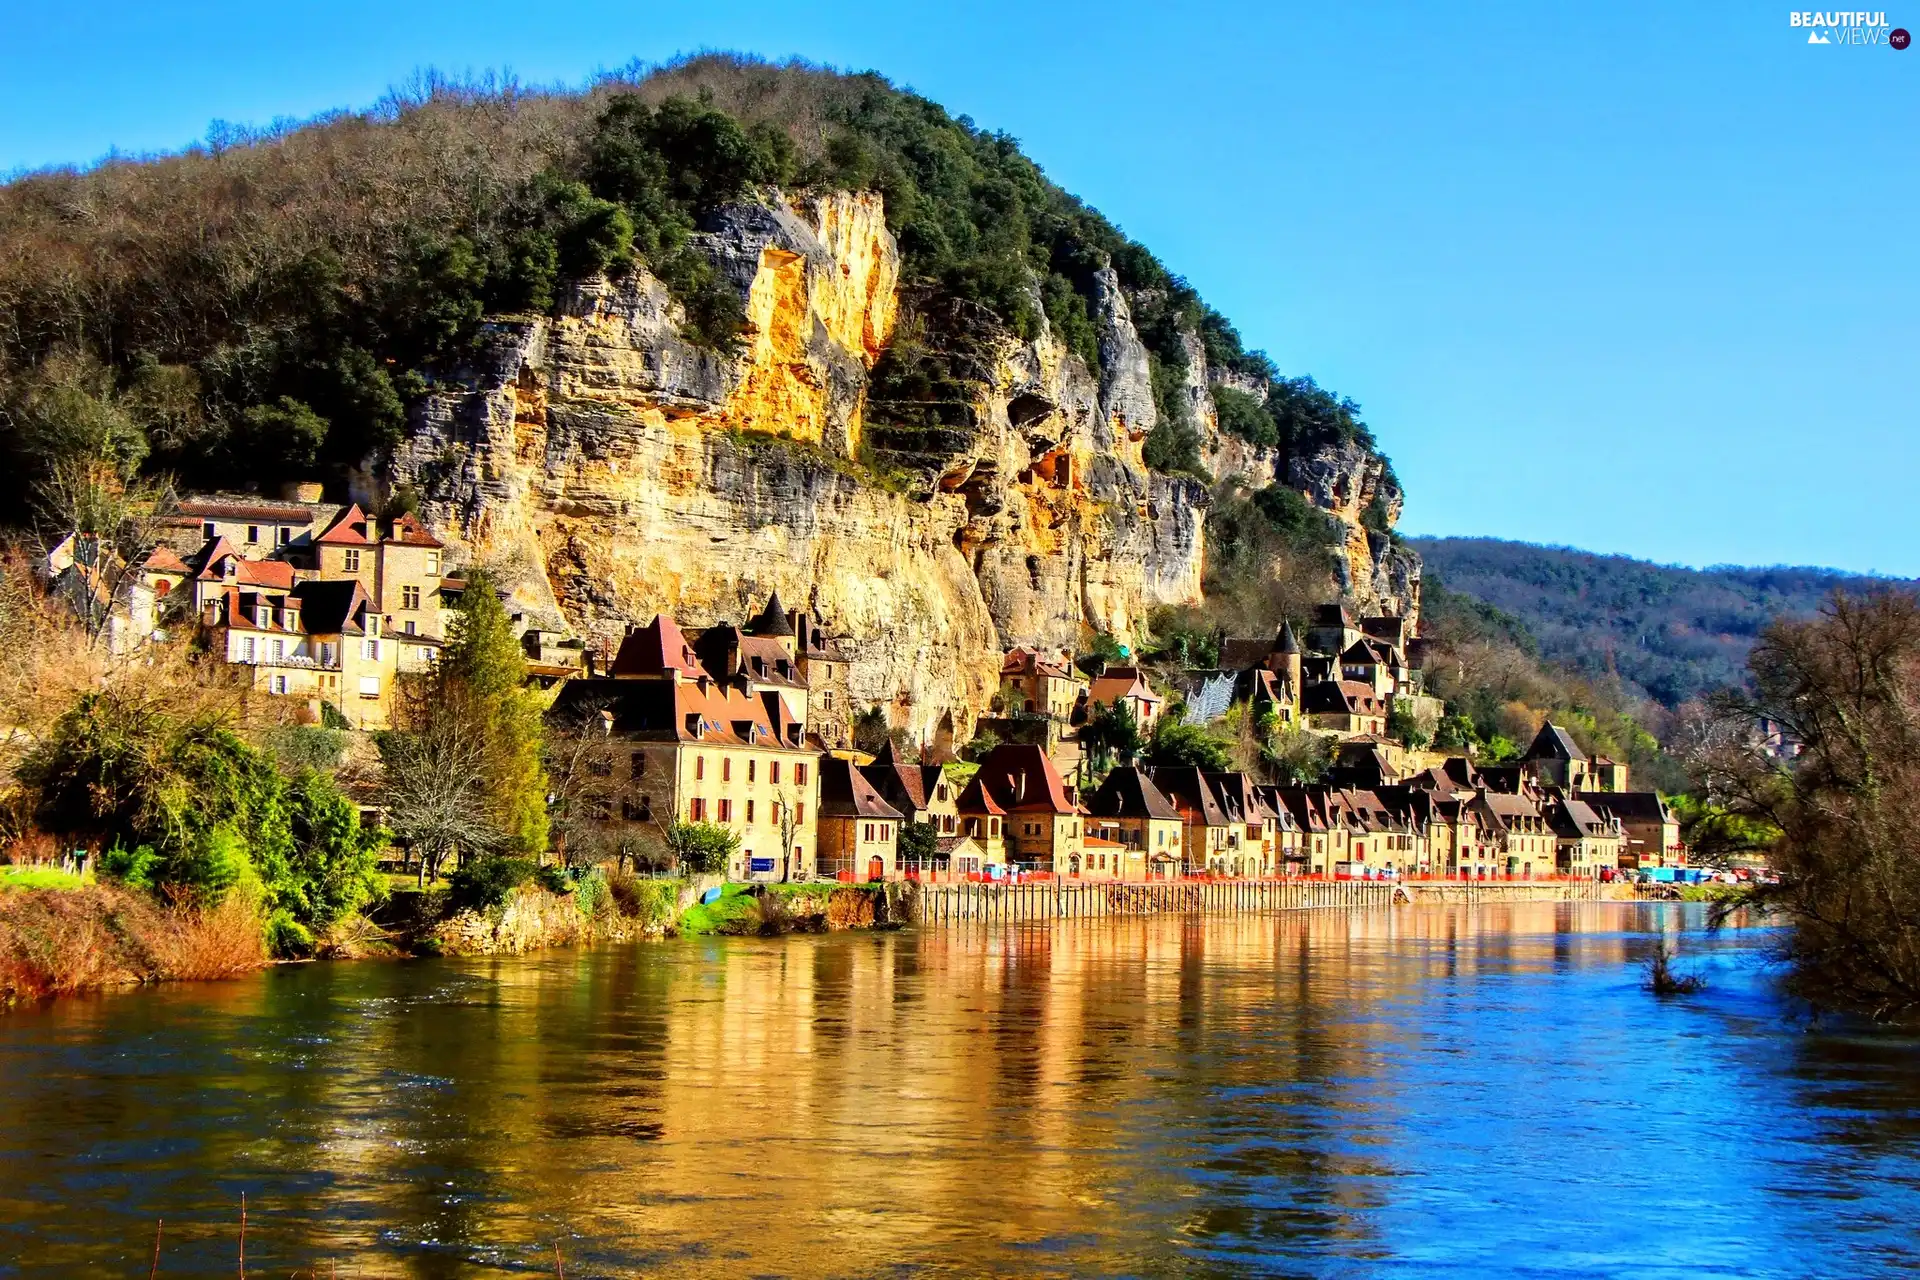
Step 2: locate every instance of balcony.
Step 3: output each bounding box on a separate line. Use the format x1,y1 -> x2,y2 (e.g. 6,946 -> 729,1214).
231,652 -> 339,672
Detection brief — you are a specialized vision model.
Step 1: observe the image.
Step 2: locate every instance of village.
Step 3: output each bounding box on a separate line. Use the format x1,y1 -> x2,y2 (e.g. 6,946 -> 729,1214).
54,486 -> 1688,889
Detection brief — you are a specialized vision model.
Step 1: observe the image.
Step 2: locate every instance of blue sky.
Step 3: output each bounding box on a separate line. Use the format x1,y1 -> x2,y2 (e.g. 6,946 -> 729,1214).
4,2 -> 1915,573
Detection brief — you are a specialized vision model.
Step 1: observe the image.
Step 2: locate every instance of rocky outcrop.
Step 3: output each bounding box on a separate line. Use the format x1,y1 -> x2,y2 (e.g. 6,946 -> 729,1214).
382,191 -> 1208,743
376,187 -> 1417,741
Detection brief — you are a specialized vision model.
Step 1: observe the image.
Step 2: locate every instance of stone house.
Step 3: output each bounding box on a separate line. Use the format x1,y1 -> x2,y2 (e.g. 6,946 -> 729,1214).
952,776 -> 1010,870
1579,791 -> 1684,869
1479,791 -> 1556,877
1147,766 -> 1235,874
998,646 -> 1085,720
1548,796 -> 1623,876
816,756 -> 903,881
1303,681 -> 1389,737
1084,765 -> 1185,880
553,614 -> 822,882
860,742 -> 960,835
967,744 -> 1085,872
1085,665 -> 1165,733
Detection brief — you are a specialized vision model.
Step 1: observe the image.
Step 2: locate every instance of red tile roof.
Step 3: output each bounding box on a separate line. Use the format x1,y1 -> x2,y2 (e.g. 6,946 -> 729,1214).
970,744 -> 1079,814
315,504 -> 374,546
610,615 -> 708,679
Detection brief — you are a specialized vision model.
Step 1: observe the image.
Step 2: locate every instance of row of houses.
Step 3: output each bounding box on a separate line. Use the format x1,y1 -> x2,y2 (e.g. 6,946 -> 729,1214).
550,599 -> 1682,881
47,490 -> 1685,882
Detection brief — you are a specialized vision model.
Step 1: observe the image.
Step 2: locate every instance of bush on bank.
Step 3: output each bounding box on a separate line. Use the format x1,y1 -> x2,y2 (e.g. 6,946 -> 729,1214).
15,687 -> 387,957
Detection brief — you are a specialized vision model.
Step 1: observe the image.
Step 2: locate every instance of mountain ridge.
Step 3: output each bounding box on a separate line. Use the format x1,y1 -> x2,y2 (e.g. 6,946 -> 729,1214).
1410,535 -> 1915,707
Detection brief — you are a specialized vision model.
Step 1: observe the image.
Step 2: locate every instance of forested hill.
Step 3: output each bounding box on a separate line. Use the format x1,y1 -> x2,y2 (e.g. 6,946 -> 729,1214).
1411,537 -> 1913,707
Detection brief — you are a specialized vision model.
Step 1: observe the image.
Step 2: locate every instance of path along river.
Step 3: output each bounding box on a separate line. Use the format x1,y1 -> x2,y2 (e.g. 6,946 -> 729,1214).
1,901 -> 1917,1277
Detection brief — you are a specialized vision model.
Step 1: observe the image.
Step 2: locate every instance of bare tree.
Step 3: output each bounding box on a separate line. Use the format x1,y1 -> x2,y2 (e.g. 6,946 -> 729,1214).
1706,589 -> 1920,1020
775,785 -> 803,882
544,697 -> 646,869
378,680 -> 508,885
35,458 -> 178,651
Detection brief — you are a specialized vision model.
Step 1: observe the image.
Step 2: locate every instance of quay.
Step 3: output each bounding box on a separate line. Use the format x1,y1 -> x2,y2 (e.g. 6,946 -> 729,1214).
909,876 -> 1610,924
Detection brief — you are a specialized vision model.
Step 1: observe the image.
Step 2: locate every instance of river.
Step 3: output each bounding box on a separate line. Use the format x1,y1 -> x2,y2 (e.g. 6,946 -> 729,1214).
1,901 -> 1916,1277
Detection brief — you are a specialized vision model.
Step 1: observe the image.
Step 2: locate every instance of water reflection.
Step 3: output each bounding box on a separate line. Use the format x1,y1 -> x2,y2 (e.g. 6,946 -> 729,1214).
1,903 -> 1916,1277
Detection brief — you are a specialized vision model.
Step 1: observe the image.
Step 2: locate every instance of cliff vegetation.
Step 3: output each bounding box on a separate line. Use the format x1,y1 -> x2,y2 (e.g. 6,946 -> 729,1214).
0,53 -> 1412,742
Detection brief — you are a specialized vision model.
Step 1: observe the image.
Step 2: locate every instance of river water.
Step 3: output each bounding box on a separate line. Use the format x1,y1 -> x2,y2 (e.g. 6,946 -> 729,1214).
2,902 -> 1917,1278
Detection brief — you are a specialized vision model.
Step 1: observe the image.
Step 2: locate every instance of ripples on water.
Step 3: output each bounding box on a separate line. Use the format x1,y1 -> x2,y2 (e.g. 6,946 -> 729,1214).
1,902 -> 1917,1278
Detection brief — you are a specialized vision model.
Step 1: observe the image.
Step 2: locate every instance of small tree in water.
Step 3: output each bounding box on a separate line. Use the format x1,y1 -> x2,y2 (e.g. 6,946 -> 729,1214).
1701,589 -> 1920,1020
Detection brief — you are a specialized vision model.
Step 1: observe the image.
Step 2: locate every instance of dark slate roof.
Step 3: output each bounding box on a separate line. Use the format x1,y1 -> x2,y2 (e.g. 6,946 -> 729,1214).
1526,722 -> 1587,763
1085,765 -> 1180,821
1577,791 -> 1672,823
289,579 -> 368,635
1278,620 -> 1301,654
749,592 -> 793,638
818,756 -> 905,820
1147,765 -> 1230,827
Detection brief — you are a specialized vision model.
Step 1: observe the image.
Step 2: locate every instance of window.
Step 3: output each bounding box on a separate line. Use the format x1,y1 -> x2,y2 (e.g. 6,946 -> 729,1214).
404,620 -> 416,635
358,675 -> 380,698
367,615 -> 380,637
695,756 -> 705,781
796,762 -> 808,785
247,525 -> 260,543
717,799 -> 732,823
770,762 -> 781,785
277,527 -> 290,546
747,760 -> 756,783
426,552 -> 440,575
271,675 -> 288,695
320,643 -> 335,667
241,637 -> 256,662
270,639 -> 284,662
362,639 -> 380,661
343,549 -> 361,572
796,802 -> 805,825
722,758 -> 731,783
203,522 -> 216,539
631,752 -> 647,778
690,798 -> 706,821
745,800 -> 755,824
401,586 -> 421,610
990,818 -> 1001,836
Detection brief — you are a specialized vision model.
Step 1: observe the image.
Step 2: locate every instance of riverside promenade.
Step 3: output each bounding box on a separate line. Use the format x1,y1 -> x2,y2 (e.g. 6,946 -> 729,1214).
910,876 -> 1609,924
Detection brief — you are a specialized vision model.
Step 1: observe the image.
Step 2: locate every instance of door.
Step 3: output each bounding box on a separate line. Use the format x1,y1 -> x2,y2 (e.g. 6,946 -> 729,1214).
867,856 -> 884,883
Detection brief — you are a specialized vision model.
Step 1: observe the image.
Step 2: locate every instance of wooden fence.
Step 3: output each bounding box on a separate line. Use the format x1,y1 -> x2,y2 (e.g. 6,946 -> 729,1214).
912,878 -> 1400,924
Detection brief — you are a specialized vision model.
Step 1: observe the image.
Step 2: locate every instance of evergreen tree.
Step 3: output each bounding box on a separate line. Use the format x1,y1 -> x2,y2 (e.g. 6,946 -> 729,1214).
437,568 -> 550,856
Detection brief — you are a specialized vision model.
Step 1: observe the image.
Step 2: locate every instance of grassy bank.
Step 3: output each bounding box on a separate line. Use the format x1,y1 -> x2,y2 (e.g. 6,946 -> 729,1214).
0,884 -> 266,1003
677,882 -> 896,936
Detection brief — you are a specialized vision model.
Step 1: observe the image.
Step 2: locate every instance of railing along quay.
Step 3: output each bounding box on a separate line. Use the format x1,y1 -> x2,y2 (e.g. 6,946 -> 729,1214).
912,878 -> 1399,924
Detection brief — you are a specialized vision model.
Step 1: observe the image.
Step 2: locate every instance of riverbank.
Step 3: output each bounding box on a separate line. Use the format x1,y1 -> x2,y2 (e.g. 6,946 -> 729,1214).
0,870 -> 1654,1004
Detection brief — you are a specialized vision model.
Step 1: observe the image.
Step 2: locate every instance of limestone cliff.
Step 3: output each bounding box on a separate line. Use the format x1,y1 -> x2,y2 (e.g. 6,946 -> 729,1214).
379,188 -> 1409,742
382,192 -> 1203,742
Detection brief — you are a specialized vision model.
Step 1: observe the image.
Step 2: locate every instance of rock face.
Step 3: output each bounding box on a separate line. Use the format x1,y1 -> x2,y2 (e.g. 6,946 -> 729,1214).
379,189 -> 1413,743
384,192 -> 1203,742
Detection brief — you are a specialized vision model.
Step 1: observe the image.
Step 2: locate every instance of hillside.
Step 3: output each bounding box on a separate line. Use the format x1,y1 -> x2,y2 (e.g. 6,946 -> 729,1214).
0,54 -> 1413,741
1410,536 -> 1911,707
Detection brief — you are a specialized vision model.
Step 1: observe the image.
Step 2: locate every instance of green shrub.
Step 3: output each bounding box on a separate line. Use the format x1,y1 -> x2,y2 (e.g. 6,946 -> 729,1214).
447,856 -> 538,911
265,909 -> 315,959
1211,385 -> 1276,447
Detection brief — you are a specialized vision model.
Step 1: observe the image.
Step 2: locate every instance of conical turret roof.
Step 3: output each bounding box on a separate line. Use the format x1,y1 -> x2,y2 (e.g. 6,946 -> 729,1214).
749,591 -> 793,637
1276,621 -> 1301,654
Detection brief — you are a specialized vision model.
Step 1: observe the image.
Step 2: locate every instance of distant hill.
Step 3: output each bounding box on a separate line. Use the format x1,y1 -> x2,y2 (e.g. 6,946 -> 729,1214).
1408,537 -> 1914,707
